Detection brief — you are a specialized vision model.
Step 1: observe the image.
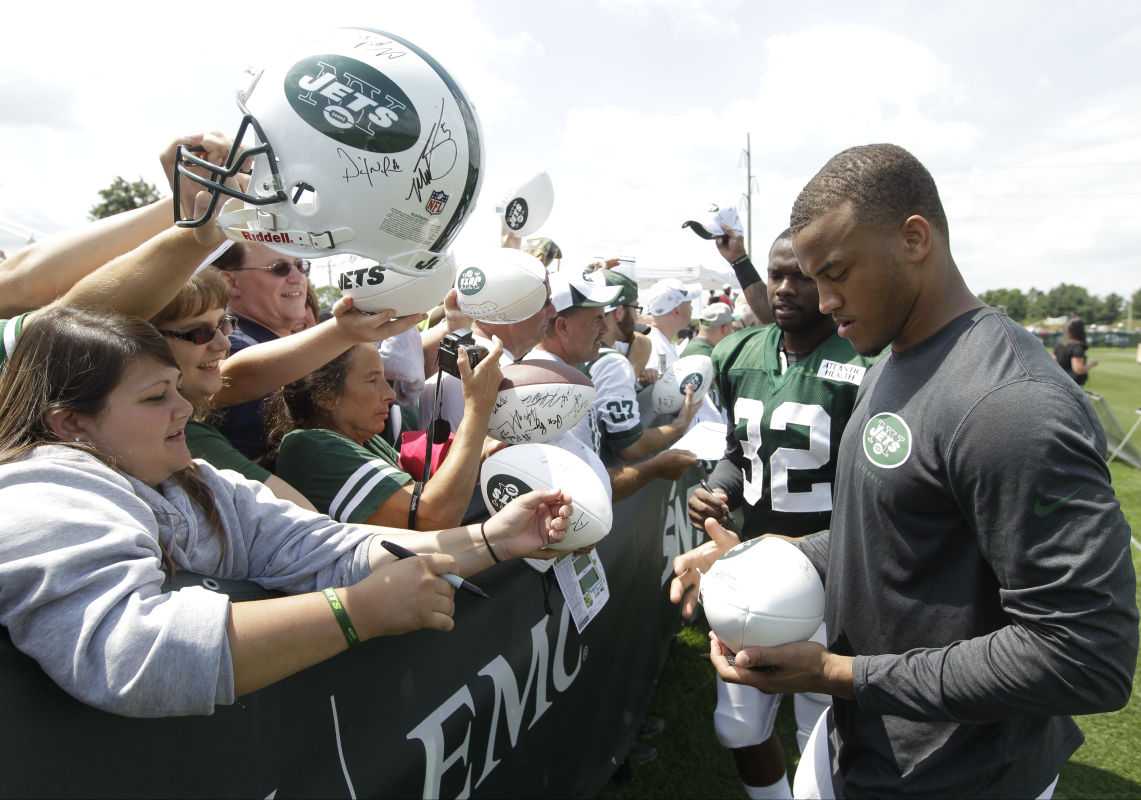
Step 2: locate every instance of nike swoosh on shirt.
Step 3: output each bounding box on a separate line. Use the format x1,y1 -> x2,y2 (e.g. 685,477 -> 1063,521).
1034,488 -> 1080,517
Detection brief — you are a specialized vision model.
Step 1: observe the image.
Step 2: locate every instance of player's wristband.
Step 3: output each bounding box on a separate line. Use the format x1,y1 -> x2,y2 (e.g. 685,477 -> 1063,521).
729,255 -> 762,290
322,587 -> 360,648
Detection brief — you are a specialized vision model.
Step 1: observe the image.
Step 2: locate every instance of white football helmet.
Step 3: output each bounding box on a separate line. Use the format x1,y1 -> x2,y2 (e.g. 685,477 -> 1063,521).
176,27 -> 484,277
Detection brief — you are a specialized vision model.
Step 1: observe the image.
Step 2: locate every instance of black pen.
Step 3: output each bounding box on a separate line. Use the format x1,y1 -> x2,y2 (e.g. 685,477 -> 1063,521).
699,479 -> 736,532
380,539 -> 490,599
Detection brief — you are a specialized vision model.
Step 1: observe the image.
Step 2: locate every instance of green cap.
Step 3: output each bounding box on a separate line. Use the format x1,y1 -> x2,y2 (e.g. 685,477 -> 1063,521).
600,268 -> 638,307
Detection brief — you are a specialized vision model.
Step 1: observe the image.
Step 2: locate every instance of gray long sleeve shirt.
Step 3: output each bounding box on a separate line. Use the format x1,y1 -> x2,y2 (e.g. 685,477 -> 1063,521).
800,308 -> 1138,798
0,446 -> 375,717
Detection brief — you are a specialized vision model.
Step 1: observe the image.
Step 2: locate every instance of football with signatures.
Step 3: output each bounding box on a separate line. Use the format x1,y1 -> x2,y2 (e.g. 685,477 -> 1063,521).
700,537 -> 825,652
486,360 -> 595,444
480,443 -> 612,551
652,354 -> 714,415
455,248 -> 549,324
338,252 -> 457,317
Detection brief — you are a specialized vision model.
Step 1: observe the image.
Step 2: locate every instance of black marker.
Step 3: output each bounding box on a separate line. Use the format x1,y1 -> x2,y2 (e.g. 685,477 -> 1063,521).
381,540 -> 489,599
699,479 -> 736,532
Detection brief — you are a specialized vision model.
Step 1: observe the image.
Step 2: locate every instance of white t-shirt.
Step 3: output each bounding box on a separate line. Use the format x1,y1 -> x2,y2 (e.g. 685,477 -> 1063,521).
646,326 -> 677,375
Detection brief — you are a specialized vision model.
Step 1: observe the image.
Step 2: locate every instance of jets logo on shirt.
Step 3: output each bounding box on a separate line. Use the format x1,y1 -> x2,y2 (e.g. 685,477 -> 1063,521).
863,413 -> 911,469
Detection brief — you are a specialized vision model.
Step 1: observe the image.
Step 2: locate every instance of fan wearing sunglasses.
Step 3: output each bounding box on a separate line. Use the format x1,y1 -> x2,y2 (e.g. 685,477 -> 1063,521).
148,266 -> 424,507
208,241 -> 319,458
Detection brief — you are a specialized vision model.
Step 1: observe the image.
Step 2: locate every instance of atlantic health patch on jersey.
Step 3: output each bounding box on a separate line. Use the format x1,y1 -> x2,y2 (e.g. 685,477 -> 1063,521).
816,359 -> 867,386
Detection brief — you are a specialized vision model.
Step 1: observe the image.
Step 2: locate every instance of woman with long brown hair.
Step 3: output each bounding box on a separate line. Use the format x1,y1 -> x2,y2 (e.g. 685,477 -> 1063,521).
0,307 -> 572,717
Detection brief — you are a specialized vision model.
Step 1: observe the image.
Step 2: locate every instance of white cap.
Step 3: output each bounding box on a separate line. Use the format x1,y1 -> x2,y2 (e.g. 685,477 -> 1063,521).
643,278 -> 701,316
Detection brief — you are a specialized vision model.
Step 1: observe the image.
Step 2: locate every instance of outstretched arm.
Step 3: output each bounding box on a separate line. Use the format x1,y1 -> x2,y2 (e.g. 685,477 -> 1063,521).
365,341 -> 504,529
716,227 -> 772,325
0,199 -> 171,316
608,448 -> 700,502
213,296 -> 426,408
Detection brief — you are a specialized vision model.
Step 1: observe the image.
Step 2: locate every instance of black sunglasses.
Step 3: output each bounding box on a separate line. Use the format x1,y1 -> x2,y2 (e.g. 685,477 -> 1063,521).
158,315 -> 236,345
228,259 -> 310,278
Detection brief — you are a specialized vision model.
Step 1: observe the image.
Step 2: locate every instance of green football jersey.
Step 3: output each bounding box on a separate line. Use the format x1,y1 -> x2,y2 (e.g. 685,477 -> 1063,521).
713,325 -> 878,538
274,428 -> 411,523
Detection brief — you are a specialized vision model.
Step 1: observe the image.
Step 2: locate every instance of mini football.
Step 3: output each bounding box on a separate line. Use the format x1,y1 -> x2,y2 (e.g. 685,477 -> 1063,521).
481,443 -> 612,551
338,252 -> 456,317
497,171 -> 554,238
455,249 -> 549,324
487,359 -> 595,444
652,354 -> 714,415
700,537 -> 825,652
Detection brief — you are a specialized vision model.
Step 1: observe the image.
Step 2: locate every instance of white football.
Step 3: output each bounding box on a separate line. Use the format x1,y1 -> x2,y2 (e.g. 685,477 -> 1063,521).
652,354 -> 714,415
338,252 -> 456,317
700,537 -> 825,652
481,443 -> 612,551
486,360 -> 596,444
497,171 -> 554,238
455,249 -> 548,324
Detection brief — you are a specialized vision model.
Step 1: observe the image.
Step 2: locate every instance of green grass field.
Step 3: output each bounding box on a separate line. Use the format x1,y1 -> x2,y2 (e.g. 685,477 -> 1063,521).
602,346 -> 1141,799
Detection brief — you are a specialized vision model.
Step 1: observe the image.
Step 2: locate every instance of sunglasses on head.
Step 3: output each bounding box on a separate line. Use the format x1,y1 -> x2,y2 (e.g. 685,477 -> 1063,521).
229,259 -> 311,278
157,314 -> 236,345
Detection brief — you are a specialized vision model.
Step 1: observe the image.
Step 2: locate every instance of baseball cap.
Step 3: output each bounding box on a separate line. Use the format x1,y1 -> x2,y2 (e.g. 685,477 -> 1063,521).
549,270 -> 623,313
699,302 -> 733,326
600,269 -> 638,309
643,278 -> 701,317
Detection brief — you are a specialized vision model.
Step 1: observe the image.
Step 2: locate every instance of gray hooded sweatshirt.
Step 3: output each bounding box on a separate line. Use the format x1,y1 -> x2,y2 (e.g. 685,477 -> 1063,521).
0,445 -> 375,717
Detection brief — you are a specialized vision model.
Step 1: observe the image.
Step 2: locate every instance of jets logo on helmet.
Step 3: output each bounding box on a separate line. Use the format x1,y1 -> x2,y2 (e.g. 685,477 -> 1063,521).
175,26 -> 483,279
286,57 -> 420,153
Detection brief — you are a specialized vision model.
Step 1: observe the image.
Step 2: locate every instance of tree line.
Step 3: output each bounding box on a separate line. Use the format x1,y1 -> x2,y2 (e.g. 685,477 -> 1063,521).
979,285 -> 1141,327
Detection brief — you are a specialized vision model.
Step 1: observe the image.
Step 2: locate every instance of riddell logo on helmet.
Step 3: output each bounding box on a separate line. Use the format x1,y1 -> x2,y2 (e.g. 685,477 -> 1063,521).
241,231 -> 298,245
286,55 -> 421,153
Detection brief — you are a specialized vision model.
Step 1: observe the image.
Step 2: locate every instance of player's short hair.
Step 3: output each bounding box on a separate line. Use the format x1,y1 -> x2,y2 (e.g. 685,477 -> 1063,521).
790,144 -> 948,239
770,228 -> 793,254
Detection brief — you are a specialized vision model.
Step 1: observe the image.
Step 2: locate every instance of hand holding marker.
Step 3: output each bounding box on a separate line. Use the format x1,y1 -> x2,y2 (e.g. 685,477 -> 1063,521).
381,540 -> 489,599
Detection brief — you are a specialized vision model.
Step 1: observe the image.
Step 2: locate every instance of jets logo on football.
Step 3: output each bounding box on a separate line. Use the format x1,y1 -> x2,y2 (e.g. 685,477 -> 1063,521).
487,475 -> 531,511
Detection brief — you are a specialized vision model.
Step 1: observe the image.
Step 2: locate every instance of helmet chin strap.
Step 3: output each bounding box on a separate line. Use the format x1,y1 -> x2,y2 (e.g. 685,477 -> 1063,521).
219,201 -> 448,278
217,203 -> 355,253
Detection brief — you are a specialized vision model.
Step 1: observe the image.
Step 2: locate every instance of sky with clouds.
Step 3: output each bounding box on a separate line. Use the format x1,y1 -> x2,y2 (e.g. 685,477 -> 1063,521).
1,0 -> 1138,302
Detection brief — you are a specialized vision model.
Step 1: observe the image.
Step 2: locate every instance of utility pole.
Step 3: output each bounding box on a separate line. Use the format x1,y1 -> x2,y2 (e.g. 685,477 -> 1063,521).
745,134 -> 753,256
739,135 -> 755,256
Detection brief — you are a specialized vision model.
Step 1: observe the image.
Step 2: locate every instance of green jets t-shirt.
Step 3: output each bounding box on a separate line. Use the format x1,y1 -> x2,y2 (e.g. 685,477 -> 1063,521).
681,336 -> 714,359
186,420 -> 272,483
274,428 -> 411,523
713,324 -> 878,538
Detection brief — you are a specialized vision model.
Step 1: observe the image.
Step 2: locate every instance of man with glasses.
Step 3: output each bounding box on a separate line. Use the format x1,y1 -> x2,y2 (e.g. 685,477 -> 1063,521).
213,241 -> 313,458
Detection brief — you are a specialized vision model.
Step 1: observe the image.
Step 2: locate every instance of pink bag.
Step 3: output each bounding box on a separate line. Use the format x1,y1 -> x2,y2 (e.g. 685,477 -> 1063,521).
398,429 -> 455,478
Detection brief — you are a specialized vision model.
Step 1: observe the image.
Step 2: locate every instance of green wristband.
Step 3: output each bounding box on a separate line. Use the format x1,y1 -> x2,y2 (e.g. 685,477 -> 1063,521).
322,587 -> 360,648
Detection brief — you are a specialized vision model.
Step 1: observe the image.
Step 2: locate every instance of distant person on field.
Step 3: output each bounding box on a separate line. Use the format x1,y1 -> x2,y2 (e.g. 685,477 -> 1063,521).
1054,316 -> 1098,386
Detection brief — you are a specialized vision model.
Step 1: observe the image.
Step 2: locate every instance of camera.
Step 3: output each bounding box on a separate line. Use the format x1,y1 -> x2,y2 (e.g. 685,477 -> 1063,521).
438,328 -> 488,378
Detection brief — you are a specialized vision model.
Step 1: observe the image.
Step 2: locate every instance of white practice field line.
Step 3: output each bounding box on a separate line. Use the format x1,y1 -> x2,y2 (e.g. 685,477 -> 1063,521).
1132,534 -> 1141,554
